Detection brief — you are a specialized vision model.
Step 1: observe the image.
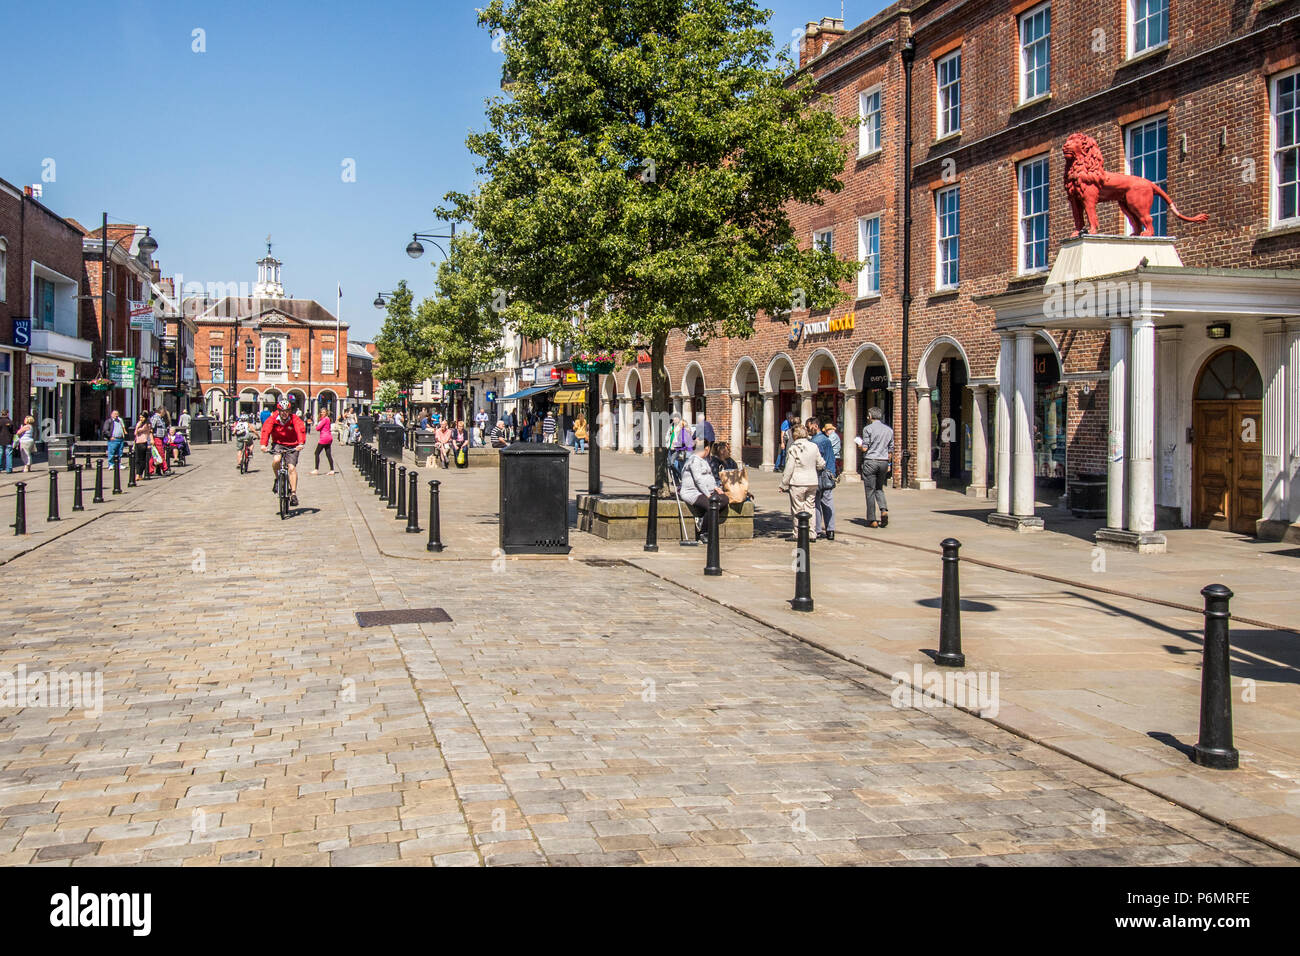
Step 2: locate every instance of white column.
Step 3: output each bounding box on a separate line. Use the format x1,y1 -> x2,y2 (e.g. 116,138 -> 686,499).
799,391 -> 813,423
1287,325 -> 1300,524
968,384 -> 989,498
618,398 -> 633,453
761,392 -> 776,471
995,333 -> 1014,515
682,396 -> 693,426
671,395 -> 683,420
599,399 -> 614,449
1107,319 -> 1128,531
1155,329 -> 1182,519
842,389 -> 860,482
915,386 -> 934,489
729,393 -> 743,455
1012,330 -> 1036,518
1127,315 -> 1157,534
1261,321 -> 1287,527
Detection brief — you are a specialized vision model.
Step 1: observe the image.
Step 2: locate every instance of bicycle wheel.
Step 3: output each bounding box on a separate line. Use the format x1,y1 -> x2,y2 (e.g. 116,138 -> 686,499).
279,476 -> 289,519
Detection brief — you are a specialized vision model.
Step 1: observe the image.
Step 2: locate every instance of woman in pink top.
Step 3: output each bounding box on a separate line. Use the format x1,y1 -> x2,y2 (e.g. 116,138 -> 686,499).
312,411 -> 335,475
434,422 -> 453,469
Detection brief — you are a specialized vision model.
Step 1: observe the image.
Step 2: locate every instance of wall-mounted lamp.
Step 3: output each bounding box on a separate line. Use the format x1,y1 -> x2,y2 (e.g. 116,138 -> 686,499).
1079,382 -> 1093,396
1206,322 -> 1231,340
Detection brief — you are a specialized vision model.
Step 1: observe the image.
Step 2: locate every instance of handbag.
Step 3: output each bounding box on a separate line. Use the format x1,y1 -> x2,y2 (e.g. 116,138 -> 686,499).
456,447 -> 467,466
150,444 -> 164,465
818,468 -> 836,492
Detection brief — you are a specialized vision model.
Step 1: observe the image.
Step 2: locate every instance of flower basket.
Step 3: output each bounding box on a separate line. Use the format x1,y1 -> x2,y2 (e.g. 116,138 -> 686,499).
89,378 -> 114,392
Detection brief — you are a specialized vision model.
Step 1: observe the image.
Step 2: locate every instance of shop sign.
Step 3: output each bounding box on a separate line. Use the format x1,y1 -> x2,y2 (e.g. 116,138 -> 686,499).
485,390 -> 497,402
108,357 -> 136,388
1034,353 -> 1060,386
158,345 -> 177,388
211,369 -> 225,384
862,365 -> 888,388
32,363 -> 58,388
129,300 -> 154,330
520,367 -> 537,384
791,312 -> 855,344
563,371 -> 584,384
12,318 -> 30,348
635,351 -> 651,365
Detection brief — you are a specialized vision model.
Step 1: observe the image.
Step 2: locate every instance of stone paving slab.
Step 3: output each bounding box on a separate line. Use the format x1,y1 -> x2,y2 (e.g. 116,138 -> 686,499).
0,441 -> 1292,865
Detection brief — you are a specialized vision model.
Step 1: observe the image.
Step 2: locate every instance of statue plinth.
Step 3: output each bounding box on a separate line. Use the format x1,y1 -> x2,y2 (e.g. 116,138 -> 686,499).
1046,235 -> 1183,286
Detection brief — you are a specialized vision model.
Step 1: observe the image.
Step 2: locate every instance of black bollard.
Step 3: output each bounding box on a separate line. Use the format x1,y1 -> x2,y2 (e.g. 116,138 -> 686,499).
792,512 -> 813,612
47,469 -> 61,522
13,482 -> 26,535
376,456 -> 386,498
365,446 -> 374,485
113,454 -> 123,494
935,538 -> 965,667
387,460 -> 397,509
1192,584 -> 1239,770
72,465 -> 85,511
93,459 -> 105,503
405,471 -> 421,534
424,479 -> 442,547
704,495 -> 722,576
396,466 -> 407,519
128,450 -> 137,487
644,484 -> 660,553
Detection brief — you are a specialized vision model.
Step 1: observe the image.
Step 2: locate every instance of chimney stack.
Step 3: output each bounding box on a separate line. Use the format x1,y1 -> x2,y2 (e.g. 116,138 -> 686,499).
800,17 -> 847,69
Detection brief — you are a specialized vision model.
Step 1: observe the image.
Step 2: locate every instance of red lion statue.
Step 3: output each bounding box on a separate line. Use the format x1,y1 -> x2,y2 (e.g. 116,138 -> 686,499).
1063,132 -> 1208,237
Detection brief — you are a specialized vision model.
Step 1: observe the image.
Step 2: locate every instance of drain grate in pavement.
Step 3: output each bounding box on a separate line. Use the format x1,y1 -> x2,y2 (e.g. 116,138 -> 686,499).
580,558 -> 630,568
355,607 -> 453,628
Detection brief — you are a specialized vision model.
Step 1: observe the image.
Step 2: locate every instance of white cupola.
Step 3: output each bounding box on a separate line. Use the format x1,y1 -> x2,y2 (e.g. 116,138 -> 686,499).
254,237 -> 285,299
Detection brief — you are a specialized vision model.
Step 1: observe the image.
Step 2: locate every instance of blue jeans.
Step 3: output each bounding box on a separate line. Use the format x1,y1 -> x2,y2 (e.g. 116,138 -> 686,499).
107,438 -> 124,467
1,444 -> 11,472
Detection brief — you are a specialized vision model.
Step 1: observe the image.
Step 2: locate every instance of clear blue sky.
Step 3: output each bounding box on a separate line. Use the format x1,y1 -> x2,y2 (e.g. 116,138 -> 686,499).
1,0 -> 885,341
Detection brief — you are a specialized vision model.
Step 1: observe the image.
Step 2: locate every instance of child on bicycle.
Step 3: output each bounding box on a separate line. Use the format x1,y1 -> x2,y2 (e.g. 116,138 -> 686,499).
233,416 -> 255,469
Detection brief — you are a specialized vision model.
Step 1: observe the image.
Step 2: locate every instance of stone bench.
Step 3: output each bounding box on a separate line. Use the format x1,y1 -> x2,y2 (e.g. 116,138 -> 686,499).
576,493 -> 754,541
414,443 -> 501,469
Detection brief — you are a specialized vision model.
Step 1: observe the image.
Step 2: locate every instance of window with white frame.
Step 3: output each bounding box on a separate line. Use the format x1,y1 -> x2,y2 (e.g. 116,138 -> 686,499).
813,228 -> 834,254
936,50 -> 962,137
0,237 -> 6,302
292,347 -> 302,373
1018,157 -> 1050,272
1129,0 -> 1168,56
858,88 -> 883,157
857,216 -> 881,297
263,338 -> 284,372
1126,116 -> 1168,235
245,343 -> 256,371
1273,68 -> 1299,224
1019,4 -> 1050,103
209,345 -> 223,373
936,186 -> 960,288
322,348 -> 336,375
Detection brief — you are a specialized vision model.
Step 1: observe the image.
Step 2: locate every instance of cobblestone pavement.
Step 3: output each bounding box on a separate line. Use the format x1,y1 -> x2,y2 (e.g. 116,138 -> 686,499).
0,444 -> 1291,866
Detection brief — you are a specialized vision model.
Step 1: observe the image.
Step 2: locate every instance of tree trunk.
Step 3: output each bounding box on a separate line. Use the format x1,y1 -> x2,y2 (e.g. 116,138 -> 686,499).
651,330 -> 669,492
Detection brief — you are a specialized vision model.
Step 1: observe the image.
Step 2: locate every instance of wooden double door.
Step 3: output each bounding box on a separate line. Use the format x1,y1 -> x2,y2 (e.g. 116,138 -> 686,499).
1194,401 -> 1262,534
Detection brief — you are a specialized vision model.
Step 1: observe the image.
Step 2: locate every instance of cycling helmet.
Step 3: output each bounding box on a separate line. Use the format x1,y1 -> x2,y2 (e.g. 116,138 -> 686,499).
277,399 -> 292,411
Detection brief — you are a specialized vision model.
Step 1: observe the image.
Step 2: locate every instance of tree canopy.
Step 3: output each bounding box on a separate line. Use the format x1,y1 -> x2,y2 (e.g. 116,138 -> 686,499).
450,0 -> 859,482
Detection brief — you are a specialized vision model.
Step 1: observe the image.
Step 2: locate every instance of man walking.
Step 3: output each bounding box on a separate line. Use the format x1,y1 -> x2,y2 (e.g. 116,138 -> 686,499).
542,409 -> 557,443
775,411 -> 795,469
694,411 -> 716,453
809,418 -> 837,540
856,406 -> 893,528
475,407 -> 489,446
0,409 -> 13,473
104,409 -> 127,472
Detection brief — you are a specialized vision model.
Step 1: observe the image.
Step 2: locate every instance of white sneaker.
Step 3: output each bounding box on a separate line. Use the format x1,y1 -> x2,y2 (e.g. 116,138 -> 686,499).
327,470 -> 336,476
310,469 -> 319,475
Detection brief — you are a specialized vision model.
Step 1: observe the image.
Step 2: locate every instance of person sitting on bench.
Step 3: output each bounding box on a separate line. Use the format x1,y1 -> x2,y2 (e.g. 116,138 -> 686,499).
677,437 -> 729,542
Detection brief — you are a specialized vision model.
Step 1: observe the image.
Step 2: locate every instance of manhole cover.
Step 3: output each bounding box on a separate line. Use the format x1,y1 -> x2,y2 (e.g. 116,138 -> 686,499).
580,558 -> 629,568
355,607 -> 453,627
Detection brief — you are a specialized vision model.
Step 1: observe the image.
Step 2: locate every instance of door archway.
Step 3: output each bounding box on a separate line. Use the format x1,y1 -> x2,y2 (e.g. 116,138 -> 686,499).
1193,347 -> 1262,534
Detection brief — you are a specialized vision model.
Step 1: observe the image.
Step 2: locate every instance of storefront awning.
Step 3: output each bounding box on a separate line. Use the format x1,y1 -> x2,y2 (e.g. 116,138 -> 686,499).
553,388 -> 587,404
499,383 -> 559,401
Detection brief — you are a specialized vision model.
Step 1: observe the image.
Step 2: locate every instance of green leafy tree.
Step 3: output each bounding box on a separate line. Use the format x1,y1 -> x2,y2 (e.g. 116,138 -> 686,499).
374,380 -> 400,410
372,280 -> 433,416
451,0 -> 860,484
420,230 -> 507,388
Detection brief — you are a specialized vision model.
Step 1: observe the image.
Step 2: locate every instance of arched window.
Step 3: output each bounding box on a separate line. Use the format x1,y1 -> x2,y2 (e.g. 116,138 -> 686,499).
263,338 -> 283,372
1195,348 -> 1262,401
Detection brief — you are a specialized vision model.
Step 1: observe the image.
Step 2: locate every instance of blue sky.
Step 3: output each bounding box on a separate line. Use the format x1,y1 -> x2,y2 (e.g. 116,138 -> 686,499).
1,0 -> 884,341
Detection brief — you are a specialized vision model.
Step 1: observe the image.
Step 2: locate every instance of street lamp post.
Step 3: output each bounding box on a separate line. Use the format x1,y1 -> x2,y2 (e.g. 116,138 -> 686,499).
404,222 -> 457,261
90,215 -> 156,431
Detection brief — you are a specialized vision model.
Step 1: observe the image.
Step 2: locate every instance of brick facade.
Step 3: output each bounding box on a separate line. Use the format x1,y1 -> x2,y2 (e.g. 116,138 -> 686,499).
604,0 -> 1300,494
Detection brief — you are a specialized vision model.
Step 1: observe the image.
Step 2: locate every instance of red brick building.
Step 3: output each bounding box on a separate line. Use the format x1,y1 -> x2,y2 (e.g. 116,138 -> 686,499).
193,246 -> 350,419
601,1 -> 1300,541
0,179 -> 87,434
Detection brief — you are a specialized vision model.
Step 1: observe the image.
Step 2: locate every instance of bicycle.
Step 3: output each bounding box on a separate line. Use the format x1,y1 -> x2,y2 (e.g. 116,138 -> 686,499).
238,441 -> 252,474
274,452 -> 292,519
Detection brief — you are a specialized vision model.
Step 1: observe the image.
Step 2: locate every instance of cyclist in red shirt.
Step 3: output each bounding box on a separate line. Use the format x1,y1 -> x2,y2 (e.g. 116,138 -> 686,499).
260,399 -> 307,506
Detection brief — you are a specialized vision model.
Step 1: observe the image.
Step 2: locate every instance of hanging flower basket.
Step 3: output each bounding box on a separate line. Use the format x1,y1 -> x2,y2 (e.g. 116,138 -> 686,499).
89,378 -> 114,392
573,353 -> 617,374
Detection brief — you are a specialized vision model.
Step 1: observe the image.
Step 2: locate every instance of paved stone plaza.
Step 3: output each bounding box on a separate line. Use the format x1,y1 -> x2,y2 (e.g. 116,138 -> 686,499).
0,444 -> 1294,866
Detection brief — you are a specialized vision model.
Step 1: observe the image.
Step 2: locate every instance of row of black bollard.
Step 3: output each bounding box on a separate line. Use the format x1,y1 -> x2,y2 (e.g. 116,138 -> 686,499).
387,460 -> 397,509
72,465 -> 85,512
397,466 -> 407,519
93,459 -> 105,504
